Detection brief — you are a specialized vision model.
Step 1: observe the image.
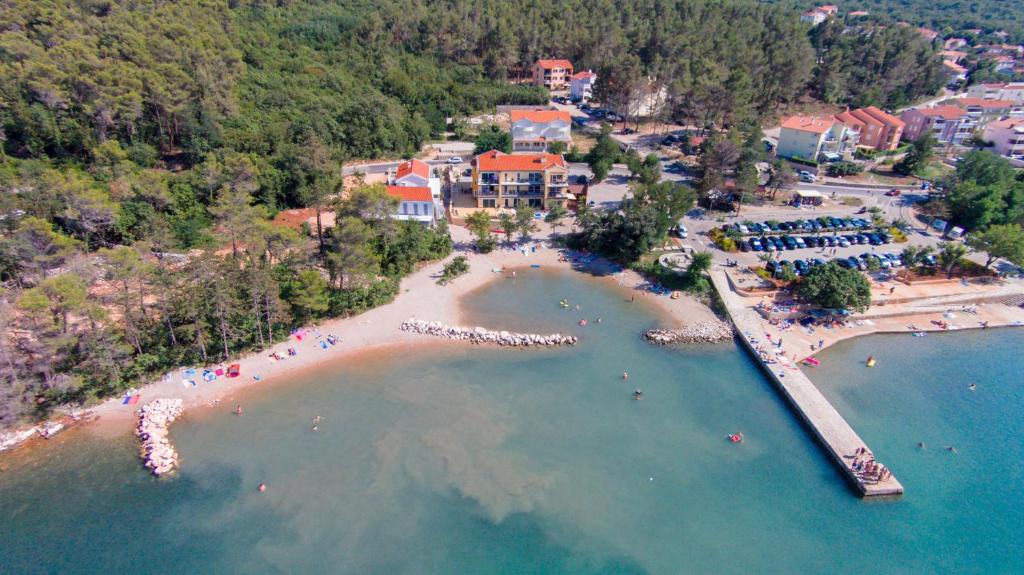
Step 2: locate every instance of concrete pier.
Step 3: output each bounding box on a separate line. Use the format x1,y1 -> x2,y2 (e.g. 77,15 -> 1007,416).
710,271 -> 903,497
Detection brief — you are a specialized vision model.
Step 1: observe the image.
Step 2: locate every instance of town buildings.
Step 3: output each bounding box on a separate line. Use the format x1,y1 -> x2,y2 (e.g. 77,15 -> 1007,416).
966,82 -> 1024,101
391,158 -> 441,201
776,115 -> 859,161
799,4 -> 837,25
532,59 -> 573,90
385,186 -> 440,226
947,98 -> 1024,125
833,107 -> 905,151
900,106 -> 974,144
569,70 -> 597,102
982,118 -> 1024,158
510,110 -> 572,153
471,150 -> 569,210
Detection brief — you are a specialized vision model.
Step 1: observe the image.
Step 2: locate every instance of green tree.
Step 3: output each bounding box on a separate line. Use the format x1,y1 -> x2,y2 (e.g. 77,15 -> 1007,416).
514,205 -> 537,241
937,241 -> 970,278
797,263 -> 872,312
473,125 -> 512,154
326,217 -> 380,289
894,134 -> 936,176
966,224 -> 1024,268
498,212 -> 516,245
465,211 -> 496,253
686,251 -> 713,281
283,269 -> 330,323
544,204 -> 568,232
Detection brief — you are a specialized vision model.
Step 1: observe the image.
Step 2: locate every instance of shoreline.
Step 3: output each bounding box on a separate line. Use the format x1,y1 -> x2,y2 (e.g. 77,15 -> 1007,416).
0,233 -> 718,457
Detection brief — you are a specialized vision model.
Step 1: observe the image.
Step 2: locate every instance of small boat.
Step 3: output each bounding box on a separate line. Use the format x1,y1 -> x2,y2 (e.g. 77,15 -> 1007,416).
803,357 -> 821,366
729,433 -> 743,443
866,356 -> 876,367
912,332 -> 927,337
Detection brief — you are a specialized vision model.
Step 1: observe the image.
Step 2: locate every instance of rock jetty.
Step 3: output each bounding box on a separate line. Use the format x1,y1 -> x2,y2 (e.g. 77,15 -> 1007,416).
136,399 -> 184,476
643,320 -> 734,345
401,319 -> 578,347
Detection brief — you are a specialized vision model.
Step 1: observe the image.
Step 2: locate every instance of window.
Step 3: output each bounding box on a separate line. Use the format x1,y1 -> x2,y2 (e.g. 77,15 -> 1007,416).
482,199 -> 496,208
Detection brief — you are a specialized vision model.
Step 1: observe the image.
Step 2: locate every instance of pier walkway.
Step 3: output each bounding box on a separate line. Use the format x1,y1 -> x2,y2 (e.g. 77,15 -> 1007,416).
710,270 -> 904,497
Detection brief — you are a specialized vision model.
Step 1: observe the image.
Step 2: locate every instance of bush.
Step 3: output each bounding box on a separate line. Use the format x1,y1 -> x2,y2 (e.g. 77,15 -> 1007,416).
328,277 -> 400,316
797,262 -> 871,312
709,228 -> 738,252
438,256 -> 469,285
828,161 -> 863,177
788,156 -> 818,167
475,235 -> 497,253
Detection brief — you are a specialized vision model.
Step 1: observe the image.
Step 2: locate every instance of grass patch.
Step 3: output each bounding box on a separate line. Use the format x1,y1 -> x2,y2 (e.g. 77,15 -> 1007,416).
840,196 -> 863,206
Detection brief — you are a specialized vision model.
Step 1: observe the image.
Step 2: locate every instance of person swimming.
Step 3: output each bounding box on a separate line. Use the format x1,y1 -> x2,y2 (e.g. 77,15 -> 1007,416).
622,371 -> 629,380
633,389 -> 643,400
312,415 -> 322,431
968,383 -> 977,391
235,404 -> 243,416
258,483 -> 266,492
918,442 -> 927,449
947,446 -> 958,453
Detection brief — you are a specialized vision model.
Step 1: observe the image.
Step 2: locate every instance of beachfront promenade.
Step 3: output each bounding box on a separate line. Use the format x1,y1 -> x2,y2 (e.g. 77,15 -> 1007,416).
710,270 -> 904,497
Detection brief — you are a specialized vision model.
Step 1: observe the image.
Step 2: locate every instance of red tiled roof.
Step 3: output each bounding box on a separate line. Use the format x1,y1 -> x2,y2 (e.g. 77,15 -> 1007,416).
510,110 -> 572,123
474,150 -> 567,171
942,60 -> 967,74
860,106 -> 905,128
917,28 -> 939,40
571,70 -> 596,80
954,98 -> 1018,109
536,59 -> 573,70
940,50 -> 968,61
986,118 -> 1024,130
781,115 -> 835,134
396,159 -> 430,180
385,186 -> 432,202
916,106 -> 966,120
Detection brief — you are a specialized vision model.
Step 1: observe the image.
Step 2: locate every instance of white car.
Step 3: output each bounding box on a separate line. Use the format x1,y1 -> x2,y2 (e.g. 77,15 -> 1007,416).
447,156 -> 462,165
676,224 -> 689,238
798,170 -> 816,183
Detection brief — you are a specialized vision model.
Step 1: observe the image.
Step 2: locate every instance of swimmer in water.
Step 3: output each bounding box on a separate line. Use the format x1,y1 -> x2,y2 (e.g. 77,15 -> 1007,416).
947,446 -> 958,453
597,317 -> 602,323
968,383 -> 977,391
258,483 -> 266,492
918,442 -> 927,449
633,389 -> 643,400
312,415 -> 322,431
623,371 -> 629,380
235,404 -> 243,416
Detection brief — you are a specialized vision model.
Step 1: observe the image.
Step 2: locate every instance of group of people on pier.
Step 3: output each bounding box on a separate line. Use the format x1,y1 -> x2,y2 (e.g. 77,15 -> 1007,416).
851,446 -> 891,483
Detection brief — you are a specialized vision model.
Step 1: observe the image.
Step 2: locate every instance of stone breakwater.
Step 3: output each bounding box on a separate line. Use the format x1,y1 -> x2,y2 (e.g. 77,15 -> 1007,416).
401,319 -> 578,347
137,399 -> 184,476
643,320 -> 734,345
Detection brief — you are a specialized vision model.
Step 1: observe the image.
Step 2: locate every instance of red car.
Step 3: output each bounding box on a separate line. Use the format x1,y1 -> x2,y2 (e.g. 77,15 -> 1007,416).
884,189 -> 901,197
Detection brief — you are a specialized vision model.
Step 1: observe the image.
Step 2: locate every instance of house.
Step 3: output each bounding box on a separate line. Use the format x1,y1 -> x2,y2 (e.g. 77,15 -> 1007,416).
801,4 -> 838,24
990,55 -> 1018,73
917,28 -> 939,42
942,60 -> 968,84
611,80 -> 668,120
833,106 -> 905,151
900,106 -> 974,144
947,98 -> 1024,125
776,115 -> 859,161
532,59 -> 574,90
966,82 -> 1024,101
510,110 -> 572,153
944,38 -> 969,50
471,150 -> 569,210
569,70 -> 597,102
982,118 -> 1024,158
847,10 -> 869,18
940,50 -> 968,63
391,158 -> 441,201
385,186 -> 439,226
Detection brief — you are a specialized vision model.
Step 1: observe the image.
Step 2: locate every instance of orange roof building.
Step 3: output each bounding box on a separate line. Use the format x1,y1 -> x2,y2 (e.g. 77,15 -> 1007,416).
510,110 -> 573,153
532,59 -> 574,90
395,158 -> 431,182
777,115 -> 858,160
900,106 -> 973,144
471,150 -> 570,211
835,107 -> 905,151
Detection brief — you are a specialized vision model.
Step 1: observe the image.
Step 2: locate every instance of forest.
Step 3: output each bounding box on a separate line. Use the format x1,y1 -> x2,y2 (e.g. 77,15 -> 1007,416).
0,0 -> 968,427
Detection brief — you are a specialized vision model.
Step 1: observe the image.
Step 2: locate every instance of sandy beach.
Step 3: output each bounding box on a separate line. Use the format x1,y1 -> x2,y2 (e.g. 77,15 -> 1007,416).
28,225 -> 719,442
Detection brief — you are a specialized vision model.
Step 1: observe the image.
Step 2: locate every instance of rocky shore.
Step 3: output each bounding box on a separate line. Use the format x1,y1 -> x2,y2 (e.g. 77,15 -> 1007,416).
643,320 -> 734,345
401,319 -> 578,347
136,399 -> 184,476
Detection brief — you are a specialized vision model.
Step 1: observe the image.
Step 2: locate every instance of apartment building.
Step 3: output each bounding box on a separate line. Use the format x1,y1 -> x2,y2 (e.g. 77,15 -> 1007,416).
900,106 -> 974,144
532,59 -> 574,90
471,150 -> 569,210
800,4 -> 837,25
947,98 -> 1024,125
391,158 -> 441,201
834,106 -> 905,151
570,70 -> 597,102
776,115 -> 859,161
983,118 -> 1024,158
385,186 -> 439,226
966,82 -> 1024,101
510,110 -> 572,153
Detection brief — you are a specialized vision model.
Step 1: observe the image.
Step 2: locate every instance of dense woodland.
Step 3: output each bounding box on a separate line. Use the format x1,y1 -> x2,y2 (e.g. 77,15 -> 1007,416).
0,0 -> 1014,427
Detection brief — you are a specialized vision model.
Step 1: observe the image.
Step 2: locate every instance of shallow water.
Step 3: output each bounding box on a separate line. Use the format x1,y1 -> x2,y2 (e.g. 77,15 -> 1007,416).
1,270 -> 1021,574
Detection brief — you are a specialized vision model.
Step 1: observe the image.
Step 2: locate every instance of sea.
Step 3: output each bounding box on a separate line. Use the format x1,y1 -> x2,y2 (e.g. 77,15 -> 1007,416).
1,269 -> 1021,574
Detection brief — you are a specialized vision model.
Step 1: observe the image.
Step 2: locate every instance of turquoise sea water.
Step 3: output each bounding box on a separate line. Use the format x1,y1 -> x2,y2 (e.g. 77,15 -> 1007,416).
1,270 -> 1022,574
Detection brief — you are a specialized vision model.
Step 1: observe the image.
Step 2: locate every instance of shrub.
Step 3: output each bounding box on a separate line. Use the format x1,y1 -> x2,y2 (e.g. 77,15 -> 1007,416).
438,256 -> 469,285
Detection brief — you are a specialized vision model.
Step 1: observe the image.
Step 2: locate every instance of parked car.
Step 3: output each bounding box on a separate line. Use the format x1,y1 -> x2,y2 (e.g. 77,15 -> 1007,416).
837,237 -> 851,248
798,170 -> 816,183
885,189 -> 901,197
879,232 -> 892,244
811,258 -> 826,267
750,237 -> 763,251
736,223 -> 749,234
740,239 -> 751,252
835,258 -> 852,269
923,254 -> 937,266
621,127 -> 635,135
794,260 -> 809,275
448,156 -> 463,164
794,236 -> 807,249
782,236 -> 797,250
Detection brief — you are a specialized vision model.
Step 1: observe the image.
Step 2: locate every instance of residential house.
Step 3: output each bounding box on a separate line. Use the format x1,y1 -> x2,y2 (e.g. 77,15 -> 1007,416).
917,28 -> 939,42
510,110 -> 572,153
947,98 -> 1024,125
800,5 -> 838,25
967,83 -> 1011,99
776,115 -> 858,161
847,10 -> 869,18
983,118 -> 1024,158
942,60 -> 968,84
391,158 -> 441,201
532,59 -> 574,90
385,186 -> 439,226
471,150 -> 569,210
940,50 -> 968,63
900,106 -> 974,145
611,80 -> 668,120
833,106 -> 905,151
944,38 -> 969,50
991,55 -> 1017,73
569,70 -> 597,102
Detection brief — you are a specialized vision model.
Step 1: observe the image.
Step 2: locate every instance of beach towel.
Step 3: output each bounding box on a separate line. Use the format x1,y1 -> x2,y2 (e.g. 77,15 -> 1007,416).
215,368 -> 224,376
320,340 -> 328,350
183,368 -> 198,378
124,395 -> 141,405
182,379 -> 197,388
530,264 -> 541,268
